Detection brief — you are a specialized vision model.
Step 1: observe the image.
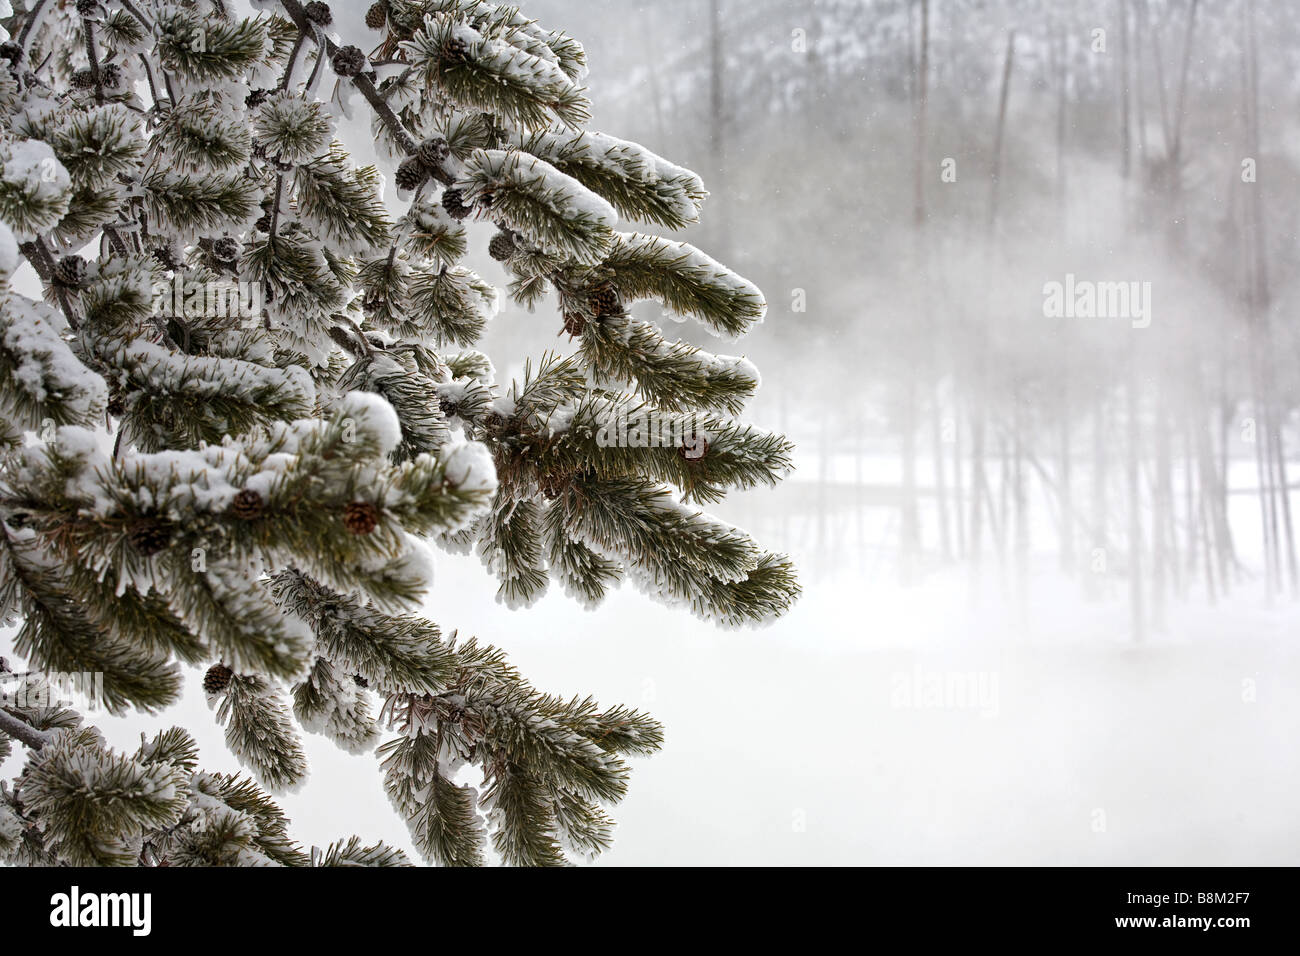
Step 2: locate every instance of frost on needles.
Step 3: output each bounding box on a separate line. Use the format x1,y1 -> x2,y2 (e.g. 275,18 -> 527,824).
0,0 -> 797,867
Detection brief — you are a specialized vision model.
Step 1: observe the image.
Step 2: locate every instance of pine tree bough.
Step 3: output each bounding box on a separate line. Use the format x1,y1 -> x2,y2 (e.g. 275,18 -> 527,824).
0,0 -> 797,866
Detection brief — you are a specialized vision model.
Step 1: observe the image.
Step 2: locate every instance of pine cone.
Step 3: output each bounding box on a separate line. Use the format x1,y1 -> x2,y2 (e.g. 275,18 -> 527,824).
442,37 -> 471,64
128,516 -> 174,557
52,256 -> 87,289
246,88 -> 270,109
440,188 -> 471,220
678,436 -> 710,462
353,674 -> 369,688
588,285 -> 621,317
438,396 -> 460,418
99,63 -> 123,89
394,157 -> 427,192
331,45 -> 367,78
71,69 -> 96,90
416,137 -> 450,171
365,2 -> 389,30
539,472 -> 568,500
230,488 -> 264,520
304,1 -> 332,25
211,236 -> 240,263
203,664 -> 234,695
75,0 -> 100,15
0,42 -> 24,66
488,231 -> 516,262
343,501 -> 380,536
151,246 -> 181,270
562,311 -> 586,337
255,213 -> 273,233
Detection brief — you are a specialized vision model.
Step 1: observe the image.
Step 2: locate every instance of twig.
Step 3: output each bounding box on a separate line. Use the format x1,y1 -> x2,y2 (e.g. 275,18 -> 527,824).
277,0 -> 417,154
22,238 -> 82,332
117,0 -> 153,31
279,32 -> 306,91
18,0 -> 49,51
81,16 -> 105,106
0,708 -> 51,751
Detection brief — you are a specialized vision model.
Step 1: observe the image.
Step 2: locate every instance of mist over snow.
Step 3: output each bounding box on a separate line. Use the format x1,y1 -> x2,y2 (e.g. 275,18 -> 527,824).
5,0 -> 1300,865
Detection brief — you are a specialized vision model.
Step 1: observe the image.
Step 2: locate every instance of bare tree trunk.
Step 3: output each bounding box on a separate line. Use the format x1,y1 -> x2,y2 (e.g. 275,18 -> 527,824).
707,0 -> 729,259
897,0 -> 931,583
641,11 -> 668,147
1118,0 -> 1131,180
987,30 -> 1016,232
1013,381 -> 1029,618
1239,0 -> 1282,598
1152,383 -> 1173,629
1126,354 -> 1145,641
1088,399 -> 1108,601
912,0 -> 952,563
914,0 -> 929,227
970,30 -> 1016,588
1148,1 -> 1173,153
1171,0 -> 1199,165
953,405 -> 967,560
1055,26 -> 1074,575
1244,0 -> 1297,595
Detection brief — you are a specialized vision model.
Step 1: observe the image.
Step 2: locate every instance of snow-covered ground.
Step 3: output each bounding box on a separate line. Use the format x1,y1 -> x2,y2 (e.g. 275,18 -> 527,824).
8,487 -> 1296,866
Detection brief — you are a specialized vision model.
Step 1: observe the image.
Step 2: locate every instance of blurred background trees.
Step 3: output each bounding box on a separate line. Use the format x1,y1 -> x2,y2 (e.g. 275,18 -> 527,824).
506,0 -> 1300,637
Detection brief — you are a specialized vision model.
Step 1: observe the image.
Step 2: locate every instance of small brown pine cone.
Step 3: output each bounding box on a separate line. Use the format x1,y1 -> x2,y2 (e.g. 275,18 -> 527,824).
203,663 -> 234,694
365,2 -> 389,30
442,37 -> 471,64
678,436 -> 710,462
562,312 -> 586,338
230,488 -> 264,520
353,674 -> 369,688
343,501 -> 380,536
128,516 -> 174,556
71,69 -> 96,89
304,1 -> 332,25
52,256 -> 87,288
331,45 -> 366,78
587,285 -> 621,317
416,137 -> 450,171
211,236 -> 240,263
538,473 -> 568,500
440,187 -> 471,220
488,231 -> 516,262
151,246 -> 182,270
394,156 -> 428,192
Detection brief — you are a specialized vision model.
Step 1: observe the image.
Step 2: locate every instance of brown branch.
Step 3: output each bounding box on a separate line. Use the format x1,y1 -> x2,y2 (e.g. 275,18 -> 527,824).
0,707 -> 50,751
276,0 -> 417,154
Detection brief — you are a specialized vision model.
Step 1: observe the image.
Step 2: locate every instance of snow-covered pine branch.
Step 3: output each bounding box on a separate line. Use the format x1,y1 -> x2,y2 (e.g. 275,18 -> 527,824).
0,0 -> 794,867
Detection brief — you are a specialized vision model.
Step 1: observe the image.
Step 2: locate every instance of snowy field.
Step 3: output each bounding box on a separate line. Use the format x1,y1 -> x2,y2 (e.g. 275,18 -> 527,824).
8,478 -> 1297,866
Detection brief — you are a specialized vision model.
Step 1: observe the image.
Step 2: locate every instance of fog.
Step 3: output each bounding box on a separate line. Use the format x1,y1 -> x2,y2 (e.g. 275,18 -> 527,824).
8,0 -> 1300,865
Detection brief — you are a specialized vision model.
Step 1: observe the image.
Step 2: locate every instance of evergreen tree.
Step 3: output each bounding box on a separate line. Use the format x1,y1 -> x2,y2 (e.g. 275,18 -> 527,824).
0,0 -> 796,866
